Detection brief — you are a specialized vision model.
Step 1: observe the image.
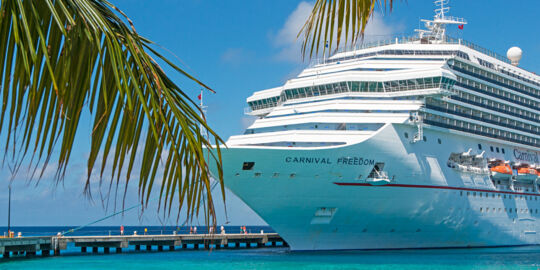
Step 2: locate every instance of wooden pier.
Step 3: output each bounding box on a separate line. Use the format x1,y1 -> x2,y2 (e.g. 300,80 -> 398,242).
0,233 -> 287,259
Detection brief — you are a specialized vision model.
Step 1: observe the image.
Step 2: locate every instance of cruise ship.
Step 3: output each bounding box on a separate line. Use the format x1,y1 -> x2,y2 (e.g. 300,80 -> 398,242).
209,1 -> 540,250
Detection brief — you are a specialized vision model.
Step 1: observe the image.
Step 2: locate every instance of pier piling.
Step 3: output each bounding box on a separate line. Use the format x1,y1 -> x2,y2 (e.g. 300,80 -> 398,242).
0,233 -> 284,260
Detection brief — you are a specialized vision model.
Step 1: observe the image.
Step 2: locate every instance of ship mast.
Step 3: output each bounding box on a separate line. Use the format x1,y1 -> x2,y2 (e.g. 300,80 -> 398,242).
416,0 -> 467,43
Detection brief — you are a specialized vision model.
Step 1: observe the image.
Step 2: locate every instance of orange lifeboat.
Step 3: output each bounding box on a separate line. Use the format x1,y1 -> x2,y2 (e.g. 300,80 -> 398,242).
489,161 -> 512,181
514,164 -> 537,183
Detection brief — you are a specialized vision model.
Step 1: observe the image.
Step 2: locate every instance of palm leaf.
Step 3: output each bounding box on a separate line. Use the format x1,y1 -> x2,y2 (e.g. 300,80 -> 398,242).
299,0 -> 394,59
0,0 -> 225,225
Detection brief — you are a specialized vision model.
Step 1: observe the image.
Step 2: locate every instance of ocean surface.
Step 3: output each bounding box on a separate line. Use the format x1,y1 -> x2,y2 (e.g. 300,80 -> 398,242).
1,226 -> 540,269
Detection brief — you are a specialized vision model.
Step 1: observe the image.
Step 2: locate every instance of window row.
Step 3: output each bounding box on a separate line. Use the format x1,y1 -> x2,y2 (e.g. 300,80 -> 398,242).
282,76 -> 455,101
425,98 -> 540,135
456,76 -> 539,112
244,122 -> 385,134
451,90 -> 540,124
422,113 -> 540,148
327,49 -> 470,64
460,190 -> 539,200
449,60 -> 540,99
247,96 -> 281,112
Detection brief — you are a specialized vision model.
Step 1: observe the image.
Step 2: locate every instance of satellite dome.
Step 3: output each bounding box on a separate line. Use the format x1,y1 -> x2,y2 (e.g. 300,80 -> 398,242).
506,47 -> 522,66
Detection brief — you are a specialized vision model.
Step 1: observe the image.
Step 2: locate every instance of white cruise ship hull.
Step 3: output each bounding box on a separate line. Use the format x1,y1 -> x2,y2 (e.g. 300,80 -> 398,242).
212,124 -> 540,250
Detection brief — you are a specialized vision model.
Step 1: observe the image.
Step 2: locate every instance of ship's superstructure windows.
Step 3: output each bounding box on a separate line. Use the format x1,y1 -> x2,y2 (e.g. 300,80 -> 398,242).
245,123 -> 385,135
455,76 -> 538,112
248,76 -> 456,112
326,49 -> 471,64
423,112 -> 539,147
448,60 -> 540,99
425,98 -> 539,136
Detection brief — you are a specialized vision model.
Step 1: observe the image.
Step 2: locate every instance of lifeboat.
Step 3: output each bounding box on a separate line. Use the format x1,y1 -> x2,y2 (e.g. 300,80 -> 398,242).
514,164 -> 538,183
489,160 -> 512,181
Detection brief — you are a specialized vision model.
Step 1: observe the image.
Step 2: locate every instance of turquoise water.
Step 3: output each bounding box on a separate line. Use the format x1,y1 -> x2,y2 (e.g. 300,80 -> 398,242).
2,246 -> 540,269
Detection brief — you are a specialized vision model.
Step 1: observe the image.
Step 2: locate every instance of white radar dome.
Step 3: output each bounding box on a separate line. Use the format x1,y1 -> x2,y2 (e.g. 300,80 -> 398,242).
506,47 -> 522,66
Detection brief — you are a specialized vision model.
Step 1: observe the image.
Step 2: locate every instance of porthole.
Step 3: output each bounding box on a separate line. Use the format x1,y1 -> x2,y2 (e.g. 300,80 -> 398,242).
254,172 -> 261,177
404,132 -> 409,138
289,173 -> 296,178
478,144 -> 482,150
423,136 -> 427,142
437,138 -> 442,144
315,125 -> 318,128
272,173 -> 280,178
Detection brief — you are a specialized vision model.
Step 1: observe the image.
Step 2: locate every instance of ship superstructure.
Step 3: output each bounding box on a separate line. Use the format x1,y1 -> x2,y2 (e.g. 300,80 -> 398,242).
211,1 -> 540,250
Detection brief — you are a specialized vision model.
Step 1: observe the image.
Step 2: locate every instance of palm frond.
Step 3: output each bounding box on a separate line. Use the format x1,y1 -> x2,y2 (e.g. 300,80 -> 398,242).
0,0 -> 225,224
299,0 -> 393,59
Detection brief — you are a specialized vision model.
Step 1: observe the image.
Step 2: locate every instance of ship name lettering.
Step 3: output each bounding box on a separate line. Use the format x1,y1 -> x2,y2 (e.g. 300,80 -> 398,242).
336,157 -> 374,166
285,157 -> 332,164
513,149 -> 539,163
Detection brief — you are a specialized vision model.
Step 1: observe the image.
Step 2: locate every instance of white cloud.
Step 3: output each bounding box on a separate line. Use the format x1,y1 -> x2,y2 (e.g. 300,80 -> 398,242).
273,1 -> 314,63
221,48 -> 252,65
273,2 -> 398,63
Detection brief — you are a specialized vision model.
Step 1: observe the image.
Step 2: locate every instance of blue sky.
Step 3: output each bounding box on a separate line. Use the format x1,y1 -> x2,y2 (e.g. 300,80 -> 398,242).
0,0 -> 539,228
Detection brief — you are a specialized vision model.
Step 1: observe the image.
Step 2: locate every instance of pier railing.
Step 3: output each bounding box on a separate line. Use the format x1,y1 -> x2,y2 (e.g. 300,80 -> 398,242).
0,232 -> 287,259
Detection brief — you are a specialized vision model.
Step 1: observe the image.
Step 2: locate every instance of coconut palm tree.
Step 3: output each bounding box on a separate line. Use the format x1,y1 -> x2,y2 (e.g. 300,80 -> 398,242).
0,0 -> 224,224
300,0 -> 393,58
0,0 -> 387,224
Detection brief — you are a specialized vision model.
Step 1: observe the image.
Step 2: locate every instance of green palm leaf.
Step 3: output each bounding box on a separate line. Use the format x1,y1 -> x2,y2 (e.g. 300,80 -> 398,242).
0,0 -> 225,224
299,0 -> 393,59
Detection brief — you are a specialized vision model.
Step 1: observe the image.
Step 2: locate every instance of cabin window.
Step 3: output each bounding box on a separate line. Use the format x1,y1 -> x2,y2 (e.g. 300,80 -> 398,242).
490,146 -> 494,152
404,132 -> 409,139
423,136 -> 427,142
437,138 -> 442,144
496,147 -> 500,153
502,148 -> 505,154
478,144 -> 482,150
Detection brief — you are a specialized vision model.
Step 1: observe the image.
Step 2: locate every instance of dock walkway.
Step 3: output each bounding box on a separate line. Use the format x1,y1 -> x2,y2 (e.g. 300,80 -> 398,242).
0,233 -> 286,259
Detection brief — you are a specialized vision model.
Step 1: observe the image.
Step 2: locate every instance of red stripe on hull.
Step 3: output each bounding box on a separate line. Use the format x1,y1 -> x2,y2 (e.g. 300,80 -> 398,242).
334,182 -> 540,197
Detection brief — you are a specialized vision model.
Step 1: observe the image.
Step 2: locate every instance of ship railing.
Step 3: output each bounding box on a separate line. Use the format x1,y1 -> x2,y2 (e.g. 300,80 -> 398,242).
436,16 -> 467,24
308,35 -> 510,67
